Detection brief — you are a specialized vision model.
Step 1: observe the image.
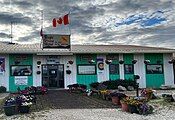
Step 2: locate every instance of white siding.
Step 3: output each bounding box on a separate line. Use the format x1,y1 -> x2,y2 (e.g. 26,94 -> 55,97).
119,54 -> 124,79
134,54 -> 146,88
60,55 -> 76,89
97,55 -> 109,82
163,53 -> 174,86
33,55 -> 45,86
0,55 -> 9,91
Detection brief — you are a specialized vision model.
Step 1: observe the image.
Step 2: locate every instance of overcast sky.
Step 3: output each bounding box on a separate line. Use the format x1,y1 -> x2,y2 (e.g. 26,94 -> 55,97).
0,0 -> 175,48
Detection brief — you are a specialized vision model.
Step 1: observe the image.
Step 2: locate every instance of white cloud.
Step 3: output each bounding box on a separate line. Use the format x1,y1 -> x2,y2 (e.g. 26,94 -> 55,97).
0,0 -> 175,49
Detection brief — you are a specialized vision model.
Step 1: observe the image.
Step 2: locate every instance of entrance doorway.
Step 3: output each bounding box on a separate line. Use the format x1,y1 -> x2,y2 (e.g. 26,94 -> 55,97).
42,64 -> 64,88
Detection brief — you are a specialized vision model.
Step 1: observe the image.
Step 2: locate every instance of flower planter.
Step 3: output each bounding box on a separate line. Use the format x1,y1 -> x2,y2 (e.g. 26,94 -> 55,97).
111,96 -> 120,105
3,105 -> 17,116
121,102 -> 129,112
18,105 -> 30,113
128,104 -> 139,114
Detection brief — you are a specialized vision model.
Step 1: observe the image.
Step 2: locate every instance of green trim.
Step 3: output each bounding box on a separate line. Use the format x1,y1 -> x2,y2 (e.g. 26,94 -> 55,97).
77,64 -> 97,75
76,54 -> 97,88
108,54 -> 120,80
123,54 -> 134,80
9,54 -> 33,92
144,53 -> 164,88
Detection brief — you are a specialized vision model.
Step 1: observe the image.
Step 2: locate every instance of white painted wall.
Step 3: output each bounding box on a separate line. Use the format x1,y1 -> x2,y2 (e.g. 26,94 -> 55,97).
60,55 -> 77,89
163,53 -> 174,86
0,55 -> 9,91
33,55 -> 45,86
119,54 -> 124,79
97,55 -> 109,82
134,54 -> 146,88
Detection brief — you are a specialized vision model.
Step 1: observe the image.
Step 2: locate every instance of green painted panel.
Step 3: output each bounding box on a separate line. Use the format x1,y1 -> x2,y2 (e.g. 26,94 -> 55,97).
109,74 -> 120,80
76,54 -> 97,88
108,54 -> 120,80
77,75 -> 97,88
124,74 -> 134,80
123,54 -> 134,80
9,54 -> 33,92
146,74 -> 164,88
145,53 -> 164,88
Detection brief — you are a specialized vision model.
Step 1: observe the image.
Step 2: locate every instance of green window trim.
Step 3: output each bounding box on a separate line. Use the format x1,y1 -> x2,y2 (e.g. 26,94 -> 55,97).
77,64 -> 97,75
10,65 -> 32,76
109,64 -> 119,74
124,64 -> 134,74
146,64 -> 164,74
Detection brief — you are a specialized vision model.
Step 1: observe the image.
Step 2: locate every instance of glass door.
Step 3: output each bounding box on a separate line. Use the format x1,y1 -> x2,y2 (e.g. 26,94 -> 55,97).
42,64 -> 64,88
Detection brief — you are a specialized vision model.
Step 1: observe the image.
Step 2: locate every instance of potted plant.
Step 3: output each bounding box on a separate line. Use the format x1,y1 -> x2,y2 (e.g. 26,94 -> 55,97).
18,102 -> 32,113
110,92 -> 126,105
127,97 -> 141,114
140,88 -> 153,101
138,102 -> 154,115
120,97 -> 130,112
3,98 -> 17,116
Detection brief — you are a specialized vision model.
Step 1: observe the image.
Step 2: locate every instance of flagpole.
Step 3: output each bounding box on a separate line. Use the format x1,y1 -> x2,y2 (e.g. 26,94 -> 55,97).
68,11 -> 71,51
40,10 -> 44,50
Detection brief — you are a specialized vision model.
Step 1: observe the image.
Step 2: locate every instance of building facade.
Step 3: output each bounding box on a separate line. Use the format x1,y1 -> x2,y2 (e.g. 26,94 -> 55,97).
0,42 -> 175,92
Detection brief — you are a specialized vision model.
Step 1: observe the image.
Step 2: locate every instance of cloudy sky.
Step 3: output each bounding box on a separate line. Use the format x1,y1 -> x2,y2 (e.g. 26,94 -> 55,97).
0,0 -> 175,48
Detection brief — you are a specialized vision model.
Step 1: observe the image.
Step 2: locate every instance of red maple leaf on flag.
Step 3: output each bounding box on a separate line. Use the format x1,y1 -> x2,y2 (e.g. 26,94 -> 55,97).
52,14 -> 69,27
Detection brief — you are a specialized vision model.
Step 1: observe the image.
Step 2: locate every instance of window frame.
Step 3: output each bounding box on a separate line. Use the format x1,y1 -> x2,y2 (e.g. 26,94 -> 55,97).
10,65 -> 32,76
77,64 -> 96,75
109,64 -> 119,74
146,64 -> 164,74
124,64 -> 134,74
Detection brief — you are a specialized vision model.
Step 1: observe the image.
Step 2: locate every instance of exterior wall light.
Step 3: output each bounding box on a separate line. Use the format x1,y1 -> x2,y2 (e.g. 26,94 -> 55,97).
105,60 -> 112,64
119,60 -> 124,64
132,60 -> 137,64
144,60 -> 150,64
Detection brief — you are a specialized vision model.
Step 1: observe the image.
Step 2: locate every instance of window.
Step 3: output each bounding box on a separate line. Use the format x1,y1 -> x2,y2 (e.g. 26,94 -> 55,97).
11,65 -> 32,76
146,64 -> 163,74
109,64 -> 119,74
124,64 -> 134,74
78,65 -> 96,75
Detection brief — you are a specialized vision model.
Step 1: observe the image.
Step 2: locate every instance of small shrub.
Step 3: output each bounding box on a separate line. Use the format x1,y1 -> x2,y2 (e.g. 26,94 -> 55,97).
0,86 -> 7,93
101,79 -> 136,90
89,82 -> 99,89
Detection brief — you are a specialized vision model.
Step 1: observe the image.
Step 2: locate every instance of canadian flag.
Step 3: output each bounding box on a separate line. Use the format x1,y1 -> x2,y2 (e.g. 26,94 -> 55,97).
52,14 -> 69,27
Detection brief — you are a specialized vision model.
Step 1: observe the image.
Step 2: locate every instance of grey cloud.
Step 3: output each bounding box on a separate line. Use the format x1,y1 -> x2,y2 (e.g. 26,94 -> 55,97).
18,30 -> 40,42
0,32 -> 10,38
13,1 -> 33,9
0,12 -> 32,25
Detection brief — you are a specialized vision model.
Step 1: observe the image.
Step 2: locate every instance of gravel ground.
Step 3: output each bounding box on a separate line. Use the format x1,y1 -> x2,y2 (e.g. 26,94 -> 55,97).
1,106 -> 175,120
1,90 -> 175,120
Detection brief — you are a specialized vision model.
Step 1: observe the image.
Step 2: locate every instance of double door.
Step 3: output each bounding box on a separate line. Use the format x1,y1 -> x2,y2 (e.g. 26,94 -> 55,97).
42,64 -> 64,88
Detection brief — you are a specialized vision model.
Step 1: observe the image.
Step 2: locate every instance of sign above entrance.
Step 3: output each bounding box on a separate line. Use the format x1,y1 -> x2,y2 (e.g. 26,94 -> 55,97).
43,34 -> 70,49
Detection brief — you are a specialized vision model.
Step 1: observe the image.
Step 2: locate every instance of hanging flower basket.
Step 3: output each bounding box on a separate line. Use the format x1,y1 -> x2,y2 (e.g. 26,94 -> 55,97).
66,70 -> 71,74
